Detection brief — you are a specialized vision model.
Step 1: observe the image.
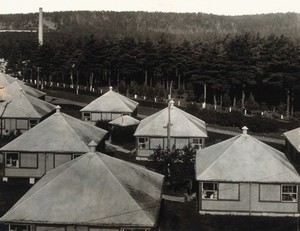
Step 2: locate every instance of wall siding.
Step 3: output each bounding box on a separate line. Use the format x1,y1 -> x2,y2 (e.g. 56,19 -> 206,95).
200,182 -> 299,215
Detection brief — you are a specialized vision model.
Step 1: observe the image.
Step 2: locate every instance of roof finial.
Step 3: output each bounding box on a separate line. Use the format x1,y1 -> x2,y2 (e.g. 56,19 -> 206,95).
242,126 -> 248,135
109,86 -> 113,91
88,140 -> 97,152
55,105 -> 61,114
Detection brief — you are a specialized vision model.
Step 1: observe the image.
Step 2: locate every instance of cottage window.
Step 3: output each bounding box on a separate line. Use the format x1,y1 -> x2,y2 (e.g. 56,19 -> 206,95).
91,113 -> 101,122
20,153 -> 38,168
282,185 -> 298,202
138,137 -> 149,149
16,119 -> 28,130
202,182 -> 218,199
150,138 -> 164,149
83,112 -> 91,121
72,154 -> 82,159
191,138 -> 203,149
219,183 -> 239,200
6,153 -> 19,168
29,119 -> 38,128
260,184 -> 281,202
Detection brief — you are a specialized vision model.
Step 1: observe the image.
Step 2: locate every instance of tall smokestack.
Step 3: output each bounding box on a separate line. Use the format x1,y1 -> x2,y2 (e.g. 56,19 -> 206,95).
38,7 -> 43,46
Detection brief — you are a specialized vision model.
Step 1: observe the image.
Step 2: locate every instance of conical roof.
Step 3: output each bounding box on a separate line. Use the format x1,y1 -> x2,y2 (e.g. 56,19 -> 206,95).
109,115 -> 140,127
0,81 -> 55,118
0,73 -> 46,98
283,127 -> 300,152
196,128 -> 300,183
0,108 -> 108,153
81,87 -> 138,113
134,105 -> 207,137
0,152 -> 164,227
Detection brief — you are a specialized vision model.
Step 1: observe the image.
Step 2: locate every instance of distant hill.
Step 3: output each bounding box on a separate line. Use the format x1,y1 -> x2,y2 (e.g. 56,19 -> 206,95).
0,11 -> 299,40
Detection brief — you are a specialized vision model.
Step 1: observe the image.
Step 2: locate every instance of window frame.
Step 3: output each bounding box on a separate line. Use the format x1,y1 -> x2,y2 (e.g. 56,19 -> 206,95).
5,152 -> 20,168
202,182 -> 218,200
29,119 -> 38,128
137,137 -> 149,150
72,154 -> 82,159
83,112 -> 91,121
20,153 -> 38,169
190,138 -> 203,150
16,119 -> 28,130
281,185 -> 298,202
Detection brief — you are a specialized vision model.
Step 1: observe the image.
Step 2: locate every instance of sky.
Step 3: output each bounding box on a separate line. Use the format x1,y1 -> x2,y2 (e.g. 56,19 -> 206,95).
1,0 -> 300,16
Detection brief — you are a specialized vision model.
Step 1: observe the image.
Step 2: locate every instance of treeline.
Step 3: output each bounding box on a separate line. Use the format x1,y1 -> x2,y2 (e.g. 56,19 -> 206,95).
1,32 -> 300,115
0,11 -> 300,40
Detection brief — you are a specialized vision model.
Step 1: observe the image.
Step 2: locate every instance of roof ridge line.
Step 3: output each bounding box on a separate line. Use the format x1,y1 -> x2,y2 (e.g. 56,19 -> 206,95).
197,135 -> 241,179
99,154 -> 154,223
248,135 -> 299,176
60,113 -> 90,151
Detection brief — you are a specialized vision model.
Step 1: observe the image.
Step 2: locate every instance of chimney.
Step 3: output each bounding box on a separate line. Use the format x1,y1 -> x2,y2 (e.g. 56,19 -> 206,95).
38,7 -> 43,46
242,126 -> 248,135
88,140 -> 97,152
55,105 -> 61,114
109,86 -> 113,91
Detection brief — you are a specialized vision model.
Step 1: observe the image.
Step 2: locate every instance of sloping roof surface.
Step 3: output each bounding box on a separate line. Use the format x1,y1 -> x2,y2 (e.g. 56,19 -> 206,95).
109,115 -> 140,127
0,110 -> 108,152
196,131 -> 300,183
0,81 -> 55,118
0,152 -> 164,227
0,73 -> 46,98
81,87 -> 138,113
134,105 -> 207,137
283,127 -> 300,152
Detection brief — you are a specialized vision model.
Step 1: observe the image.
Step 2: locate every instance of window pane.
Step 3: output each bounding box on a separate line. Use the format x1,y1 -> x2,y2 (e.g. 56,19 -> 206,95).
260,184 -> 281,201
55,154 -> 71,167
175,138 -> 189,149
150,138 -> 163,149
16,119 -> 28,129
20,153 -> 38,168
91,113 -> 101,121
282,185 -> 298,202
6,153 -> 19,167
219,183 -> 239,200
111,113 -> 122,120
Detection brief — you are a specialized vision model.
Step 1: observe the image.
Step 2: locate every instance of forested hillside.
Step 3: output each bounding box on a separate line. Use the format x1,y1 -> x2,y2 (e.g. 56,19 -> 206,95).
0,11 -> 300,40
1,11 -> 300,115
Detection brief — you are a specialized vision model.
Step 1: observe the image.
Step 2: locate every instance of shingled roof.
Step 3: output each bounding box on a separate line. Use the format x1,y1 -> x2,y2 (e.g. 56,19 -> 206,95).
196,127 -> 300,183
134,104 -> 207,137
0,106 -> 108,153
81,87 -> 138,113
0,81 -> 55,118
0,150 -> 164,227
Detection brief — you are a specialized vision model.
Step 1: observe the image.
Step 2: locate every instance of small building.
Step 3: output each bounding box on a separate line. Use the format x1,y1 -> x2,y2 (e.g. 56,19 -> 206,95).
0,73 -> 46,99
0,106 -> 108,183
0,142 -> 164,231
109,115 -> 140,144
134,101 -> 207,160
0,81 -> 55,135
80,86 -> 139,123
283,127 -> 300,162
196,126 -> 300,217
